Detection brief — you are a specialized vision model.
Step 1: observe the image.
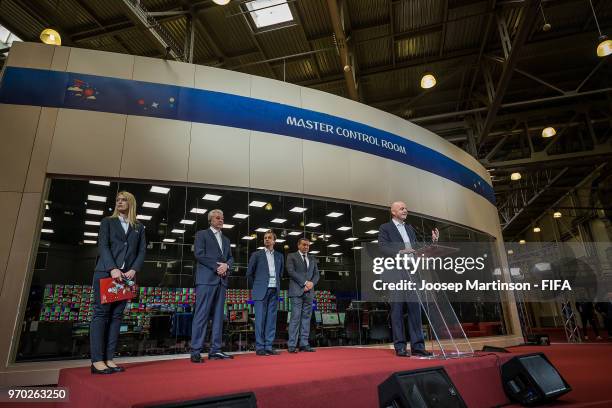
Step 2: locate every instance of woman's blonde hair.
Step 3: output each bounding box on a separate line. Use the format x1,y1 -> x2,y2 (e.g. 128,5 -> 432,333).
111,191 -> 138,226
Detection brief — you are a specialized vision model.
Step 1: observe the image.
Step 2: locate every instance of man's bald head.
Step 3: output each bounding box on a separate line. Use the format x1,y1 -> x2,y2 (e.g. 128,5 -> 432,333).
390,201 -> 408,222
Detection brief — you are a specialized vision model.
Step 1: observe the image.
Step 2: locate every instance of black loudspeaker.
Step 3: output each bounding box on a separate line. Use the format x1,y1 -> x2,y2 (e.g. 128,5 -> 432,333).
481,345 -> 509,353
146,392 -> 257,408
526,334 -> 550,346
501,353 -> 571,406
378,367 -> 467,408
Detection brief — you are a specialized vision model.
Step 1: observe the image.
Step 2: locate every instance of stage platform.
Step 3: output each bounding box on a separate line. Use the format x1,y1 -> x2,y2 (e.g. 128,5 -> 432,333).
54,344 -> 612,408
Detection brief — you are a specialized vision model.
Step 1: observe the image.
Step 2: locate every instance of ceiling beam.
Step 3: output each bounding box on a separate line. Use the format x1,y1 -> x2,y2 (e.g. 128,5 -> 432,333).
326,0 -> 359,101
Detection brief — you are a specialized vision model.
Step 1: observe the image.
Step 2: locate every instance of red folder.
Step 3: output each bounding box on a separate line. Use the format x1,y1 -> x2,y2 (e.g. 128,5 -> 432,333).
100,277 -> 137,304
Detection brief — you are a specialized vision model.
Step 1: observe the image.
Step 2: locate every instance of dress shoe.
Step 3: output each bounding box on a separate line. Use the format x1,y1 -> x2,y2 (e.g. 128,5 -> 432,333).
108,366 -> 125,372
395,350 -> 411,357
288,347 -> 298,353
209,352 -> 234,360
91,364 -> 114,374
256,350 -> 268,356
299,346 -> 316,352
190,354 -> 204,363
265,349 -> 280,355
412,349 -> 432,357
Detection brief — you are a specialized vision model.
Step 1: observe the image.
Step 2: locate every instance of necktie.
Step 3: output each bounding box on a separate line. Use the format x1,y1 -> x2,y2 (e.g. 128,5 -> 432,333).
302,254 -> 308,268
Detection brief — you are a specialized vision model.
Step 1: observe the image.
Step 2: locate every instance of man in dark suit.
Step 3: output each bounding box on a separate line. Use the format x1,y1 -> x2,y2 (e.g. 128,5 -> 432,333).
190,209 -> 234,362
286,237 -> 319,352
247,230 -> 284,356
379,201 -> 438,357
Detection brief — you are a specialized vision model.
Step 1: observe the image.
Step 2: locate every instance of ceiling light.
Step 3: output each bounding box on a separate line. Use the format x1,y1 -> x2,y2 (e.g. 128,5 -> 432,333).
41,229 -> 54,233
319,234 -> 332,239
136,214 -> 152,220
86,209 -> 104,215
265,203 -> 273,210
306,222 -> 321,227
87,195 -> 106,202
40,28 -> 61,46
359,217 -> 375,222
326,212 -> 343,218
365,230 -> 378,234
352,246 -> 362,250
180,219 -> 195,225
271,218 -> 287,224
332,252 -> 343,256
541,127 -> 556,138
288,231 -> 302,236
597,35 -> 612,57
510,172 -> 521,181
519,239 -> 526,244
163,238 -> 176,243
507,249 -> 514,255
533,227 -> 541,233
420,72 -> 436,89
84,232 -> 98,237
85,220 -> 100,226
172,229 -> 185,234
83,240 -> 97,244
275,239 -> 285,243
230,244 -> 236,248
257,246 -> 265,250
190,208 -> 207,214
242,236 -> 255,240
143,202 -> 160,208
553,211 -> 562,218
249,200 -> 266,207
150,186 -> 170,194
310,250 -> 320,254
371,240 -> 378,243
290,207 -> 307,213
202,194 -> 221,201
256,228 -> 269,232
246,0 -> 293,28
328,244 -> 339,248
89,180 -> 110,186
213,0 -> 230,5
222,224 -> 234,229
44,216 -> 51,222
345,237 -> 358,241
233,213 -> 249,219
337,226 -> 351,231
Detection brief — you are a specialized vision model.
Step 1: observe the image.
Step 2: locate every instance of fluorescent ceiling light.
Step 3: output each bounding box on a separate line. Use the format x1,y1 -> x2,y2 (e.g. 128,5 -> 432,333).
352,246 -> 362,250
288,231 -> 302,236
319,234 -> 332,238
190,208 -> 207,214
332,252 -> 343,256
326,212 -> 343,218
359,217 -> 375,222
242,236 -> 255,240
223,224 -> 234,229
230,243 -> 236,248
150,186 -> 170,194
84,232 -> 98,237
345,237 -> 358,241
85,220 -> 101,226
86,209 -> 104,215
89,180 -> 110,186
328,244 -> 339,248
305,223 -> 321,227
371,239 -> 378,243
246,0 -> 293,28
257,246 -> 265,250
249,200 -> 267,207
202,194 -> 221,201
290,207 -> 307,213
41,229 -> 54,233
180,219 -> 195,225
271,218 -> 287,224
87,195 -> 106,202
44,216 -> 51,222
275,239 -> 286,243
136,214 -> 152,220
255,228 -> 269,232
233,213 -> 249,219
172,229 -> 185,234
163,238 -> 176,243
309,250 -> 320,254
365,230 -> 378,234
143,202 -> 160,209
83,240 -> 97,244
337,226 -> 351,231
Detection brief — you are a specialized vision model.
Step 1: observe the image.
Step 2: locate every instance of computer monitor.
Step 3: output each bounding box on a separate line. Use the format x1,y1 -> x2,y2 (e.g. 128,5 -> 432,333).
119,324 -> 128,333
338,312 -> 346,325
314,311 -> 322,324
322,312 -> 340,326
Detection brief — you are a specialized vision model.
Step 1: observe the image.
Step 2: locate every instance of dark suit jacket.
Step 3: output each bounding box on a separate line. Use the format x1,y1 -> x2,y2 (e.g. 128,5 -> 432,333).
286,251 -> 320,297
94,216 -> 146,273
246,249 -> 284,301
194,228 -> 234,286
378,220 -> 421,257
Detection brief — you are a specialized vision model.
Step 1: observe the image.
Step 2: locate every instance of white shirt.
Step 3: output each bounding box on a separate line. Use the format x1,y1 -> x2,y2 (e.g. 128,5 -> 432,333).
392,219 -> 413,250
299,251 -> 310,287
265,249 -> 276,288
118,215 -> 129,234
210,226 -> 223,250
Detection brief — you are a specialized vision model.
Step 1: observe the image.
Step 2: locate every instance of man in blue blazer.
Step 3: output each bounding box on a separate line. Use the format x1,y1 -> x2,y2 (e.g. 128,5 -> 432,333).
190,209 -> 234,362
379,201 -> 438,357
247,230 -> 284,356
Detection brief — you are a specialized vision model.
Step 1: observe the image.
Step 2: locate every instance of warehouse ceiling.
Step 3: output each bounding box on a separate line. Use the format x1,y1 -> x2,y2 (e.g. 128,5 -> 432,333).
0,0 -> 611,239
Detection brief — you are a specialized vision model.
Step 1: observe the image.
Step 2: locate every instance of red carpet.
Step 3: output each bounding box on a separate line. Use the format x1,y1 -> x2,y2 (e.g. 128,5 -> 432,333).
53,344 -> 612,408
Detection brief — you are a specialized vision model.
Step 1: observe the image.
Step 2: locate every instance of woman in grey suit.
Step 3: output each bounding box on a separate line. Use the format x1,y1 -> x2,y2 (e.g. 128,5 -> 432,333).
90,191 -> 146,374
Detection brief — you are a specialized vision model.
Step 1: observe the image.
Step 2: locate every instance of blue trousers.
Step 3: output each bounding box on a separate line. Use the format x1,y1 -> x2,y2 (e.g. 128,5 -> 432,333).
90,271 -> 127,363
288,293 -> 313,348
390,300 -> 425,352
254,288 -> 278,351
191,283 -> 226,355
